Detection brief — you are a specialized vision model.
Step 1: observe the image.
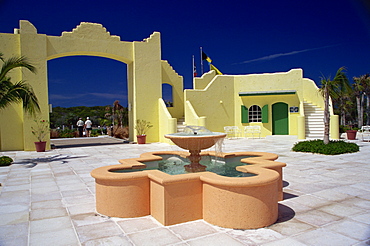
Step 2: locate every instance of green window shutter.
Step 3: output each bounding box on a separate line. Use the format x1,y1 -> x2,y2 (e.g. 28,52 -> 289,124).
241,105 -> 249,123
262,104 -> 268,123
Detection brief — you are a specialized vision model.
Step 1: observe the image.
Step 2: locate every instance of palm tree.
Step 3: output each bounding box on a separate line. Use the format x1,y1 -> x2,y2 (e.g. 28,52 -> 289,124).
0,52 -> 40,115
354,74 -> 370,126
352,75 -> 369,128
319,67 -> 349,144
331,72 -> 352,126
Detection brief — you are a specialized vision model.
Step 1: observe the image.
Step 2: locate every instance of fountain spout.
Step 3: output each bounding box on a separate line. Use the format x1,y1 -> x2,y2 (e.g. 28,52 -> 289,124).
165,126 -> 226,172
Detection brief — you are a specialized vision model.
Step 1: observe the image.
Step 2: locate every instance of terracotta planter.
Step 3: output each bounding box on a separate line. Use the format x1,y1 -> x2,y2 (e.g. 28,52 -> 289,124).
137,135 -> 147,144
34,141 -> 47,152
346,130 -> 357,140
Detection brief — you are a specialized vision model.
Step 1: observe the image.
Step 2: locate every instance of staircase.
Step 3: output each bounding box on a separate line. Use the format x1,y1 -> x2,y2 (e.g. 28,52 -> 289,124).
177,118 -> 186,132
304,101 -> 324,139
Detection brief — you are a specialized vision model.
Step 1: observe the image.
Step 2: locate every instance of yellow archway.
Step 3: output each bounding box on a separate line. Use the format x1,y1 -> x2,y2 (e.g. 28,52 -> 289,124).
0,20 -> 184,150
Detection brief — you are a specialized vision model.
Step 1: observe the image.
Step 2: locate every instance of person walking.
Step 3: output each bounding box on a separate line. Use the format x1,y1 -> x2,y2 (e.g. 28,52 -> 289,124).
85,117 -> 92,137
76,118 -> 84,137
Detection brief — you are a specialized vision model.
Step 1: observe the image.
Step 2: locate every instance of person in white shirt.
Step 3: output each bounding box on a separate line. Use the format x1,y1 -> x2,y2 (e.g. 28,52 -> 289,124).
76,118 -> 84,137
84,117 -> 92,137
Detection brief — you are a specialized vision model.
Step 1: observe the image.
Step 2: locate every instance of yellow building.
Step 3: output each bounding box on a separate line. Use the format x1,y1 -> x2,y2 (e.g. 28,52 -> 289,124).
186,69 -> 339,140
0,20 -> 338,151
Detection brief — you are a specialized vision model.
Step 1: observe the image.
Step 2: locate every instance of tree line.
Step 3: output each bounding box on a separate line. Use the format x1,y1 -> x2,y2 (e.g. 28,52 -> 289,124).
328,70 -> 370,128
49,101 -> 128,129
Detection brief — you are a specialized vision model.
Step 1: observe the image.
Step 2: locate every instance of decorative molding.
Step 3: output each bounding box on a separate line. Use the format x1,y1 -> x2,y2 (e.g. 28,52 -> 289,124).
61,22 -> 120,41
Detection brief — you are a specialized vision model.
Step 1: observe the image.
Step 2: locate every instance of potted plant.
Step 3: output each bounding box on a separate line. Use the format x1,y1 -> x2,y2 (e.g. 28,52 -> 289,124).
344,125 -> 358,140
134,119 -> 153,144
31,119 -> 49,152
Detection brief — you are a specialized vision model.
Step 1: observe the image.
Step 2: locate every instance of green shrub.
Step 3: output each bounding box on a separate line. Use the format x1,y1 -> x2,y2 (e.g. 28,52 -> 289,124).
292,139 -> 359,155
340,125 -> 360,133
57,129 -> 77,138
91,129 -> 100,137
0,156 -> 13,166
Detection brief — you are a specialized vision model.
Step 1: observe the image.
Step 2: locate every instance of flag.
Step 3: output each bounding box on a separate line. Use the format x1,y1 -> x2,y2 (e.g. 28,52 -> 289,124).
210,64 -> 223,75
193,56 -> 197,77
202,51 -> 212,63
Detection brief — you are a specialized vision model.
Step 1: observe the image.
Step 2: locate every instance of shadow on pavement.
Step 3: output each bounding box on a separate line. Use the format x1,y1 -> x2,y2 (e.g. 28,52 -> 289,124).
50,136 -> 130,149
13,154 -> 87,168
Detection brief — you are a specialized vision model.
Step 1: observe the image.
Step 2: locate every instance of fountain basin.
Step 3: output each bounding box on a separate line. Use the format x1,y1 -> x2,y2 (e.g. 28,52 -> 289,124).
164,132 -> 226,150
91,151 -> 286,229
165,128 -> 227,172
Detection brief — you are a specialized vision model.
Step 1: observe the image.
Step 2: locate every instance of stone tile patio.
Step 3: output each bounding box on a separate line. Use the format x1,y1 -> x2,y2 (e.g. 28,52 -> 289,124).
0,136 -> 369,245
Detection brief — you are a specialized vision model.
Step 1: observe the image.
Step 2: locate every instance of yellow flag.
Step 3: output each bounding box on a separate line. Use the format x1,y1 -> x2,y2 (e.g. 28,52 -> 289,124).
202,51 -> 212,63
210,64 -> 223,75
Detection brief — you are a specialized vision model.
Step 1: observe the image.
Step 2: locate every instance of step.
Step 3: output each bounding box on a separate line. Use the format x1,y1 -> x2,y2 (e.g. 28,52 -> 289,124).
176,117 -> 186,132
304,100 -> 325,139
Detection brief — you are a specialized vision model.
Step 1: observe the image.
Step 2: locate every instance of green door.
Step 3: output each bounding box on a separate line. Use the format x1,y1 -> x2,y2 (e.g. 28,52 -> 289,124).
272,102 -> 289,135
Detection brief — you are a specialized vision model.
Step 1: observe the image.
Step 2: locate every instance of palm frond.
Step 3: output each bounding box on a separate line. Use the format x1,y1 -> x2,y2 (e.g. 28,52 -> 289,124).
0,80 -> 40,115
0,55 -> 36,82
0,52 -> 40,115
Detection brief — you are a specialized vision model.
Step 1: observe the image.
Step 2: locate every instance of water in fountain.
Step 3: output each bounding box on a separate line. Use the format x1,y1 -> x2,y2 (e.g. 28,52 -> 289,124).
183,126 -> 212,135
214,137 -> 224,163
165,126 -> 227,172
112,154 -> 257,177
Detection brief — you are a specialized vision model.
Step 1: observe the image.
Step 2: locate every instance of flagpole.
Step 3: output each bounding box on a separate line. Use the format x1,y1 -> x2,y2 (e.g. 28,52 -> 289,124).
192,55 -> 195,80
200,47 -> 203,75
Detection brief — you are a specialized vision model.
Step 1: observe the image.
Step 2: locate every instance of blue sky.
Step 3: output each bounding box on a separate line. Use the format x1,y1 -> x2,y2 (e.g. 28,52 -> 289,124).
1,0 -> 369,107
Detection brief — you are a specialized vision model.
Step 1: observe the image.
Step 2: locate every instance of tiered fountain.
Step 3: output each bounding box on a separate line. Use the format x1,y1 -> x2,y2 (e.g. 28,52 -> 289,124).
91,126 -> 286,229
164,126 -> 226,172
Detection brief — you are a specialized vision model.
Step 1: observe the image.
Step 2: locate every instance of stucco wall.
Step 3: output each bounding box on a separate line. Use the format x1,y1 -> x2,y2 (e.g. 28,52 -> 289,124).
185,72 -> 235,132
185,69 -> 337,138
0,20 -> 186,150
0,33 -> 24,150
239,94 -> 300,136
0,20 -> 338,150
158,98 -> 176,144
161,60 -> 184,119
131,33 -> 162,143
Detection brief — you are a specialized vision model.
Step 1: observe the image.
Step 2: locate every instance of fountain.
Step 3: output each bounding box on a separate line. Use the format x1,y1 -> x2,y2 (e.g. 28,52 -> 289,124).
91,126 -> 286,229
164,126 -> 226,172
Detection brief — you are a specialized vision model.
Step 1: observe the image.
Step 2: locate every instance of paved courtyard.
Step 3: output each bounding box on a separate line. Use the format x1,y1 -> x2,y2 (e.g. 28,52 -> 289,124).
0,136 -> 369,245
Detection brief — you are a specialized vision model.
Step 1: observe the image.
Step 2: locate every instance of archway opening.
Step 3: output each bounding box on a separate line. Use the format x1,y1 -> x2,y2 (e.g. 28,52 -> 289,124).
47,56 -> 129,138
162,83 -> 173,107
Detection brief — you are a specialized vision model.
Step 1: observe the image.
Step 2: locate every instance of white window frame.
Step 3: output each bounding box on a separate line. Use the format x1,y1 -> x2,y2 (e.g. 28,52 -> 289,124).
249,105 -> 262,122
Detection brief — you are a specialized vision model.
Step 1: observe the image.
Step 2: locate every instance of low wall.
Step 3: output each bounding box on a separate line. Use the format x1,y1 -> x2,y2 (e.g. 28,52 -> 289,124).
91,151 -> 286,229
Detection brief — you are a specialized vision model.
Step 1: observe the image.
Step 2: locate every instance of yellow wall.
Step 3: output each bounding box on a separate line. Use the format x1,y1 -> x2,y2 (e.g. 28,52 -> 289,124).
158,98 -> 176,144
185,71 -> 235,132
185,69 -> 338,139
239,94 -> 300,136
0,20 -> 339,151
0,20 -> 187,150
161,60 -> 184,119
131,33 -> 162,143
0,33 -> 24,150
193,71 -> 216,90
184,101 -> 207,127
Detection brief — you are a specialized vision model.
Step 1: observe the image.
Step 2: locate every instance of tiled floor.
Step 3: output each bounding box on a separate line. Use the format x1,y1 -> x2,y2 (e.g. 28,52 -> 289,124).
0,136 -> 369,245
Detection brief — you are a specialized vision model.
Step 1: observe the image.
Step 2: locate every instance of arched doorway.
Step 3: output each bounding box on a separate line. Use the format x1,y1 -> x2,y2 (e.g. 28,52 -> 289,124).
272,102 -> 289,135
48,56 -> 128,108
48,56 -> 128,130
0,20 -> 182,151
